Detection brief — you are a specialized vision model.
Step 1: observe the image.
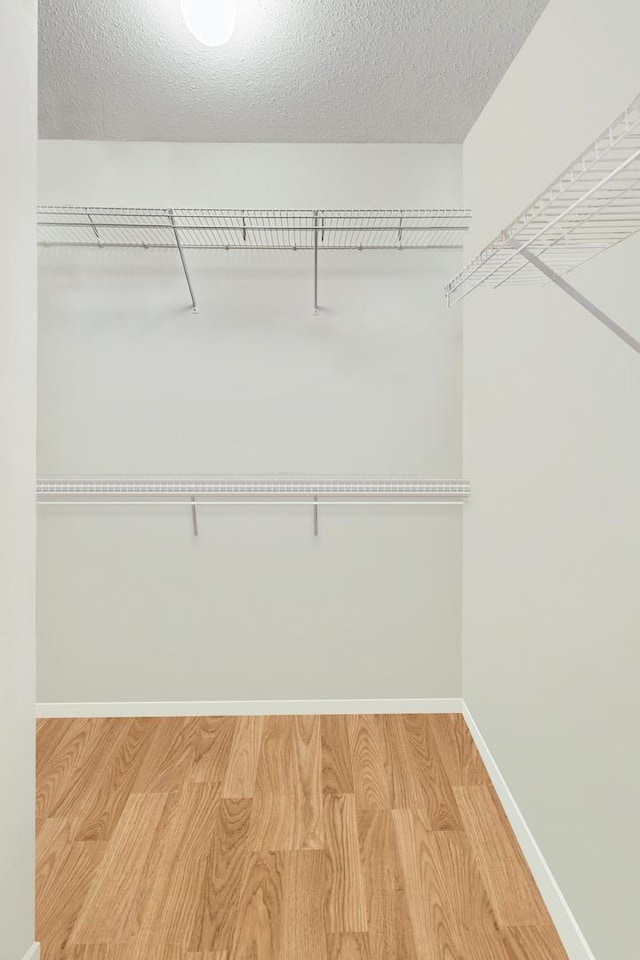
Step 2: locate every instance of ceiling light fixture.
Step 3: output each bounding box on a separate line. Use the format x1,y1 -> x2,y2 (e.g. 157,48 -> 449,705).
181,0 -> 236,47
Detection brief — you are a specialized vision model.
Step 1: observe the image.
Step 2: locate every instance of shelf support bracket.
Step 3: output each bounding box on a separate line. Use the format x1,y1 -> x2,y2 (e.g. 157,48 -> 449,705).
191,497 -> 199,537
313,495 -> 319,537
87,212 -> 102,246
514,246 -> 640,354
313,210 -> 319,314
169,210 -> 198,313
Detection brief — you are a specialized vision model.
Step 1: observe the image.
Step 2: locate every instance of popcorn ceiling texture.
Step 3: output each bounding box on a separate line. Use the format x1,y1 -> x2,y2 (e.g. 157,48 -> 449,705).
39,0 -> 548,143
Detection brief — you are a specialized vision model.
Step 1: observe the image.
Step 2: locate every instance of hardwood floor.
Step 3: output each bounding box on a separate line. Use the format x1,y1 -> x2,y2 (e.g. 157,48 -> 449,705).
36,714 -> 568,960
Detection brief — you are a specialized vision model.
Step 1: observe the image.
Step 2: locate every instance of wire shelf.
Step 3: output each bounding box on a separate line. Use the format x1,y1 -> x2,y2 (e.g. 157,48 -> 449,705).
38,208 -> 470,251
37,476 -> 470,505
446,93 -> 640,304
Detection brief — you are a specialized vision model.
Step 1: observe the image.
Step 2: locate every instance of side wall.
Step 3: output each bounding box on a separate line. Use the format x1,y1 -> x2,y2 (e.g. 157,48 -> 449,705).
0,0 -> 37,957
463,2 -> 640,959
37,142 -> 464,705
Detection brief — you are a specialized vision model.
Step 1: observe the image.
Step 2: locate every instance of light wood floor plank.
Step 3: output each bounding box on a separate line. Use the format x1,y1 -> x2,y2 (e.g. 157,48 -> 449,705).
72,718 -> 158,841
37,839 -> 107,958
357,809 -> 416,960
37,817 -> 80,894
249,715 -> 323,850
392,809 -> 461,960
324,794 -> 368,933
69,792 -> 168,944
190,798 -> 253,953
51,720 -> 131,820
133,717 -> 196,793
37,719 -> 79,779
454,785 -> 550,928
429,713 -> 491,787
135,858 -> 208,954
292,715 -> 324,849
400,715 -> 462,829
321,715 -> 354,796
326,934 -> 371,960
230,851 -> 283,960
190,716 -> 238,784
280,850 -> 328,960
162,781 -> 222,863
221,715 -> 264,799
502,924 -> 569,960
37,719 -> 95,819
348,715 -> 392,811
382,714 -> 429,810
394,808 -> 500,959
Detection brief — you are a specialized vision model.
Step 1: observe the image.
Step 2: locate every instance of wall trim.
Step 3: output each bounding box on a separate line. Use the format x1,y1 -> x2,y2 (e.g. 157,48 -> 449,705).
462,704 -> 595,960
21,944 -> 40,960
36,697 -> 463,718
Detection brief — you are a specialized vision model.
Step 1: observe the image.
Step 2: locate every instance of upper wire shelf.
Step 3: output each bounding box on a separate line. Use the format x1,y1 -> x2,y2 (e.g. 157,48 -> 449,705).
38,208 -> 471,252
37,476 -> 470,503
446,94 -> 640,305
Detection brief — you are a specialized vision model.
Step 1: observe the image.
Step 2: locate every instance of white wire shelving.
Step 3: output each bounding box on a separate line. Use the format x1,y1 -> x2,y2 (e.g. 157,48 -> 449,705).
446,93 -> 640,353
37,476 -> 471,537
38,207 -> 470,313
38,208 -> 470,251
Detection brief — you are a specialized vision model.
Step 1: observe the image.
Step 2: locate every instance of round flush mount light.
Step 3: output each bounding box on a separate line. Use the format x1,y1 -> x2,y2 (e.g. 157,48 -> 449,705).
181,0 -> 236,46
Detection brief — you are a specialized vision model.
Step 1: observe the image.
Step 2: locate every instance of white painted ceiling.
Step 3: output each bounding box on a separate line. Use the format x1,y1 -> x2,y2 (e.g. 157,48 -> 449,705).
39,0 -> 548,142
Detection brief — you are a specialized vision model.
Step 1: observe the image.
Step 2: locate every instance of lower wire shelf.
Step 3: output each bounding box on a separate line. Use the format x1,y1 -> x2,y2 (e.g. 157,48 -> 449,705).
37,476 -> 470,537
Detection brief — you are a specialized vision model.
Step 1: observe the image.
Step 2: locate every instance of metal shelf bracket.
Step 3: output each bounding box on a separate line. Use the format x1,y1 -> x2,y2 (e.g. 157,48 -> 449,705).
169,210 -> 198,313
514,246 -> 640,353
313,210 -> 319,314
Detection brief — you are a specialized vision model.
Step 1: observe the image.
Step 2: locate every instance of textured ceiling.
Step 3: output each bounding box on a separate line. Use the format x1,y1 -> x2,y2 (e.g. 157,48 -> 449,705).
39,0 -> 548,142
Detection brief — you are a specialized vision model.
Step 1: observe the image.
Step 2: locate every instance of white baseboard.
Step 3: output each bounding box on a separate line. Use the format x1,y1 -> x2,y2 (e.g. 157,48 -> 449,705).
21,944 -> 40,960
462,704 -> 595,960
36,697 -> 463,718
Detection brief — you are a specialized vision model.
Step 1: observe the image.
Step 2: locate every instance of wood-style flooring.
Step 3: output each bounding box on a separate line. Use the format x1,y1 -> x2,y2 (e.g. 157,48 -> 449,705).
36,714 -> 568,960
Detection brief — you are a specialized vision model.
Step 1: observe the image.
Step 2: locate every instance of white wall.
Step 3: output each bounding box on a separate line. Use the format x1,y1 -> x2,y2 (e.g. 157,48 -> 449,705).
463,2 -> 640,958
37,142 -> 464,704
0,0 -> 37,958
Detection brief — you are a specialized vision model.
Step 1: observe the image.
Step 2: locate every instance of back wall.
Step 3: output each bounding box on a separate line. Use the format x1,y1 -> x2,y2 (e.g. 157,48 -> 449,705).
37,142 -> 465,705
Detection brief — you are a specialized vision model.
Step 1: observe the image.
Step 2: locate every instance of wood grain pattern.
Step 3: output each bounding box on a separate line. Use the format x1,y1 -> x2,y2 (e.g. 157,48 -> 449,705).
323,794 -> 367,933
222,716 -> 264,799
280,850 -> 328,960
132,717 -> 196,793
321,715 -> 354,796
249,715 -> 323,851
191,799 -> 253,952
69,793 -> 168,943
400,714 -> 462,830
326,934 -> 371,960
357,809 -> 416,960
72,718 -> 158,841
190,716 -> 237,784
454,785 -> 550,928
51,720 -> 131,820
230,851 -> 283,960
347,715 -> 392,811
37,719 -> 95,819
393,808 -> 498,959
37,714 -> 568,960
429,713 -> 491,787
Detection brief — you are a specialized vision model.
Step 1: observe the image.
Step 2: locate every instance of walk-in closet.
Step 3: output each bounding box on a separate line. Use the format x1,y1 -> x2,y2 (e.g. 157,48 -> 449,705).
2,1 -> 638,959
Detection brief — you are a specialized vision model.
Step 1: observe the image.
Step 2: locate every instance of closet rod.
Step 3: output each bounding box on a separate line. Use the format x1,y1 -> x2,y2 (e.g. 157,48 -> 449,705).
38,499 -> 466,506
